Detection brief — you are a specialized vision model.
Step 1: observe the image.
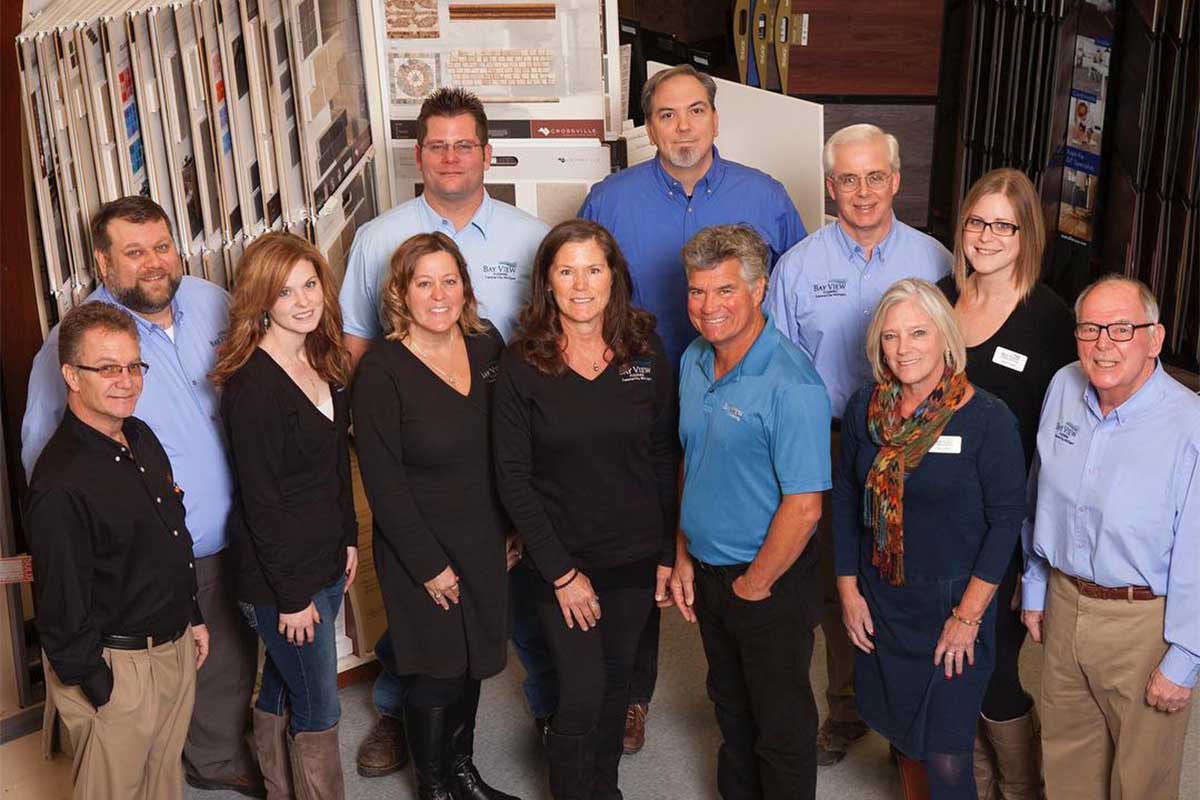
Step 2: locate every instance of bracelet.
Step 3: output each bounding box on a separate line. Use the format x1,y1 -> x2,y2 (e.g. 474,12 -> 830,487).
554,569 -> 580,590
951,606 -> 983,626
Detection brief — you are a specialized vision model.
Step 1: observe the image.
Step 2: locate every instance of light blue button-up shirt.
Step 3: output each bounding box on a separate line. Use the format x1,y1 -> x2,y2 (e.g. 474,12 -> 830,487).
764,216 -> 952,419
678,316 -> 832,565
579,147 -> 806,366
1022,362 -> 1200,687
339,192 -> 549,342
20,278 -> 234,558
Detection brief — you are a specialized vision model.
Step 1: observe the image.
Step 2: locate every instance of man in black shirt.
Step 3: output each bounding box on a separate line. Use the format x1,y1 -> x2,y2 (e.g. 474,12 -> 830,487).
26,303 -> 208,799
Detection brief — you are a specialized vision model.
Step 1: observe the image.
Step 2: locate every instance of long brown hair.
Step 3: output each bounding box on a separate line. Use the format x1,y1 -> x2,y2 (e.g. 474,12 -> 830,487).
952,168 -> 1045,300
514,219 -> 656,376
211,232 -> 350,387
380,232 -> 490,341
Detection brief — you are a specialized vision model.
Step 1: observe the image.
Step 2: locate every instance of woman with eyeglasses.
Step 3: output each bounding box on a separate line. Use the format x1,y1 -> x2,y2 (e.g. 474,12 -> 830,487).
212,233 -> 358,799
936,168 -> 1075,798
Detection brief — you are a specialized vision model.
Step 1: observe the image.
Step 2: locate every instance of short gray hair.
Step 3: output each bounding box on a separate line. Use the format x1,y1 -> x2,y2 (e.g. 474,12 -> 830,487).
681,225 -> 769,286
865,278 -> 967,384
641,64 -> 717,119
1074,274 -> 1160,323
823,124 -> 901,175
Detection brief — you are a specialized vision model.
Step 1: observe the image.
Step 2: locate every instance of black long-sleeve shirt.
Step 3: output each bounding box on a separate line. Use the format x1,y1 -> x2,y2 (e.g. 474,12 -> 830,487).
221,348 -> 357,613
26,410 -> 201,708
492,335 -> 680,585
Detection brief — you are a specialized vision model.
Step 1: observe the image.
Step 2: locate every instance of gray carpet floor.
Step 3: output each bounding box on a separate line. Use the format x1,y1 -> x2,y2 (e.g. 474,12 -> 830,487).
187,612 -> 1200,799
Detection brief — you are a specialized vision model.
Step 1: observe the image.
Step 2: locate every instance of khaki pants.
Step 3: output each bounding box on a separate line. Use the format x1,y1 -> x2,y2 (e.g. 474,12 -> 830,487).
47,630 -> 197,800
819,429 -> 861,723
1041,570 -> 1193,799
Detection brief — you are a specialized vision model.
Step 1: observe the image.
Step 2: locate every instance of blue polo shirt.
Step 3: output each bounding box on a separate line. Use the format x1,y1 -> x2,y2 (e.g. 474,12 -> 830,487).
580,147 -> 806,365
340,192 -> 549,341
20,278 -> 234,558
765,216 -> 951,418
678,316 -> 832,565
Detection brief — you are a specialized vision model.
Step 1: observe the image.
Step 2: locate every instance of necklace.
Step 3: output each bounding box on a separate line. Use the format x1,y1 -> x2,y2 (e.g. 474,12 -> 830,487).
408,335 -> 459,387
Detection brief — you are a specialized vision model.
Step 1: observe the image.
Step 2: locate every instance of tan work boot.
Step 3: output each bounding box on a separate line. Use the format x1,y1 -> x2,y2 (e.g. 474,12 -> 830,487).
981,706 -> 1043,799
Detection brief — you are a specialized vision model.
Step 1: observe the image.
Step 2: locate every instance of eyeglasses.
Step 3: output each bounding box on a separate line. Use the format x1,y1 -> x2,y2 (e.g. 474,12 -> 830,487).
72,361 -> 150,378
1073,322 -> 1156,342
831,171 -> 892,192
963,216 -> 1020,237
420,141 -> 483,157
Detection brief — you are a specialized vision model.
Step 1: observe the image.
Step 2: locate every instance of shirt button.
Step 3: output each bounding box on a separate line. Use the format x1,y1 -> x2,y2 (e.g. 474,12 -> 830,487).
156,497 -> 162,504
189,562 -> 194,569
192,380 -> 198,386
173,530 -> 179,537
1076,505 -> 1085,512
139,467 -> 146,473
687,208 -> 693,213
114,456 -> 121,462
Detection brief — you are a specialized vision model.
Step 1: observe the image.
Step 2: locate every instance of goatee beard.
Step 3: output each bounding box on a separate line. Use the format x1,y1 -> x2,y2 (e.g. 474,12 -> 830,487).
110,274 -> 182,315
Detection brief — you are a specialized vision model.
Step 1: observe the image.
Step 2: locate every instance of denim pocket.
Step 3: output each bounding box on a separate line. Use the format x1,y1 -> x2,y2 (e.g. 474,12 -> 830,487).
239,601 -> 259,631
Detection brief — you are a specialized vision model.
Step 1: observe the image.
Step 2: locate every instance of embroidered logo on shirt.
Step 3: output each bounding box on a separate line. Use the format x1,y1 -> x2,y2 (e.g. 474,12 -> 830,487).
481,261 -> 518,281
479,362 -> 500,383
812,279 -> 849,298
1054,421 -> 1080,445
722,401 -> 744,422
211,328 -> 229,348
619,359 -> 653,383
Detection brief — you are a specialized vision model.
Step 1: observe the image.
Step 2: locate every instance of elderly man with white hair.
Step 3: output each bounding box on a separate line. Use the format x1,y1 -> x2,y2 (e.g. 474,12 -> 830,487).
764,123 -> 952,765
1022,275 -> 1199,799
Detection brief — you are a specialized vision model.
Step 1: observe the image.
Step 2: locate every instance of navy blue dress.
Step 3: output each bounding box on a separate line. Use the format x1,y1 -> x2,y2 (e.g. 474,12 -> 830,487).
832,385 -> 1026,758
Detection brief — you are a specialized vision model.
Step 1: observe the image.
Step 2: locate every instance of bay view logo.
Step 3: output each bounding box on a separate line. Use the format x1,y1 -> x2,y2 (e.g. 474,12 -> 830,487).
479,362 -> 500,383
722,401 -> 744,422
620,359 -> 653,383
1054,421 -> 1080,445
812,278 -> 848,298
481,261 -> 518,281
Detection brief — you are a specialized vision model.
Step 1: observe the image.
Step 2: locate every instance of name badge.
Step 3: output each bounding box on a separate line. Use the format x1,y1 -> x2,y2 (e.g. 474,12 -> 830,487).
929,435 -> 962,454
992,346 -> 1028,373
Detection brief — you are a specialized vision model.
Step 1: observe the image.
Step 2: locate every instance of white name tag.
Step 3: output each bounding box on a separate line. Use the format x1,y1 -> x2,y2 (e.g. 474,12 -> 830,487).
929,435 -> 962,454
992,346 -> 1028,372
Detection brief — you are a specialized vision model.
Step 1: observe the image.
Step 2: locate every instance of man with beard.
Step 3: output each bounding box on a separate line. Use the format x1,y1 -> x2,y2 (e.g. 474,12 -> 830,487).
21,197 -> 265,797
578,64 -> 806,754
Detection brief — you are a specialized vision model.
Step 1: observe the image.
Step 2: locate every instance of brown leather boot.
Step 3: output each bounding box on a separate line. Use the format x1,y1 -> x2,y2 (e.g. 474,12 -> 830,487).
289,724 -> 345,800
974,717 -> 999,800
356,714 -> 409,777
622,703 -> 648,755
896,752 -> 931,800
252,709 -> 294,799
981,707 -> 1043,799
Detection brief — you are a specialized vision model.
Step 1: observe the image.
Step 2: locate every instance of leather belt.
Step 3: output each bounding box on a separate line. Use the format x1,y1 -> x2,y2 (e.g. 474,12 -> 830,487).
1071,577 -> 1156,602
101,626 -> 187,651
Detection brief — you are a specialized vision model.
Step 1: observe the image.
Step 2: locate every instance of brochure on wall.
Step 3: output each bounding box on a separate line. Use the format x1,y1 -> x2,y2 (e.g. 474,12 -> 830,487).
100,3 -> 153,198
1057,35 -> 1110,245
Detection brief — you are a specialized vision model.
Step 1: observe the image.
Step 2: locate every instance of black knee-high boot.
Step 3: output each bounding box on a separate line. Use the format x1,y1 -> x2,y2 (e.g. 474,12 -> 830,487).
546,724 -> 596,800
405,706 -> 455,800
448,680 -> 521,800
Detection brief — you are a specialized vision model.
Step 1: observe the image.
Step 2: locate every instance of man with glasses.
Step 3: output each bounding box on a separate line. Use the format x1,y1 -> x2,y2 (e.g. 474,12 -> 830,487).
579,64 -> 806,754
763,123 -> 952,766
26,302 -> 207,799
1021,275 -> 1199,799
339,87 -> 552,778
21,197 -> 265,797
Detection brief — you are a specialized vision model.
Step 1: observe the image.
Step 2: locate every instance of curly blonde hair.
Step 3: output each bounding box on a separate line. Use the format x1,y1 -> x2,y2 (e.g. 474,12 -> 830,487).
380,232 -> 489,341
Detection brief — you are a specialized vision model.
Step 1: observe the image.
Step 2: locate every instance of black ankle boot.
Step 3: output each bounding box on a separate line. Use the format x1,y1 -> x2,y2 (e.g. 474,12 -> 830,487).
546,726 -> 596,800
447,685 -> 521,800
404,706 -> 454,800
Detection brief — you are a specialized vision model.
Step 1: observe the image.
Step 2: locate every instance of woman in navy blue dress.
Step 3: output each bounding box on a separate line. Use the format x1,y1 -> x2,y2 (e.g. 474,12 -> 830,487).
832,278 -> 1025,799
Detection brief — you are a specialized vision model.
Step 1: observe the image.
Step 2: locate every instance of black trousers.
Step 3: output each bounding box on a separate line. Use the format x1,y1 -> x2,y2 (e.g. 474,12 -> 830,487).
629,606 -> 660,705
538,579 -> 654,799
694,554 -> 820,800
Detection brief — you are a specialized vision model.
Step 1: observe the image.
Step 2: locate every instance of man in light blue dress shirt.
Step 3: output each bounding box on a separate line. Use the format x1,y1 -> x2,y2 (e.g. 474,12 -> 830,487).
338,88 -> 553,777
1022,276 -> 1198,799
763,124 -> 952,765
20,197 -> 263,795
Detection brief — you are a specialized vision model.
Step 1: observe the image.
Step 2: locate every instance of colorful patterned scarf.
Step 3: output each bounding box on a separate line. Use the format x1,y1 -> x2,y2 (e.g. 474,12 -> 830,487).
864,367 -> 969,585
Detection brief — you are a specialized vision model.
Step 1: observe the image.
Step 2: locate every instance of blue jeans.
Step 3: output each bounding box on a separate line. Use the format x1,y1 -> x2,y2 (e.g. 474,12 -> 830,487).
242,576 -> 345,733
371,560 -> 558,719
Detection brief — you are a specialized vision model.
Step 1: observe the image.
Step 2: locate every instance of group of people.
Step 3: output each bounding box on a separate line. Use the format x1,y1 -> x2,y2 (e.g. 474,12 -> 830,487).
19,64 -> 1197,800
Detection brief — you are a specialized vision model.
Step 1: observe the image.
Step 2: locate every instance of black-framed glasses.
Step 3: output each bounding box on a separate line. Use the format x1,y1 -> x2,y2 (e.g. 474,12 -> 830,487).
72,361 -> 150,378
1073,322 -> 1156,342
420,140 -> 483,157
831,171 -> 892,192
963,216 -> 1020,237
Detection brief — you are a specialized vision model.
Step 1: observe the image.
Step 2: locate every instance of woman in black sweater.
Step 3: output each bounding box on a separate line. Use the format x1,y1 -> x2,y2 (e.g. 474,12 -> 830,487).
937,168 -> 1076,797
352,233 -> 519,800
212,233 -> 357,799
493,219 -> 680,800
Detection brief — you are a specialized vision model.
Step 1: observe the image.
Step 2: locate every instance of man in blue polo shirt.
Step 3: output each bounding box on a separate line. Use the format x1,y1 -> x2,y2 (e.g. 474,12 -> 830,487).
21,197 -> 264,797
579,64 -> 806,752
669,225 -> 830,800
338,87 -> 554,778
764,123 -> 951,766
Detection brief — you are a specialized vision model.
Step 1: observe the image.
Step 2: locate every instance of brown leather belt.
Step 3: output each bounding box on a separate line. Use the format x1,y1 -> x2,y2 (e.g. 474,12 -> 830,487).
1071,576 -> 1157,601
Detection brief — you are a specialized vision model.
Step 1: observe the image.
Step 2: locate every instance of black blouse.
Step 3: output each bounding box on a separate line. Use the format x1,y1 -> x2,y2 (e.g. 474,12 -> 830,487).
492,334 -> 680,585
939,278 -> 1077,466
221,348 -> 357,612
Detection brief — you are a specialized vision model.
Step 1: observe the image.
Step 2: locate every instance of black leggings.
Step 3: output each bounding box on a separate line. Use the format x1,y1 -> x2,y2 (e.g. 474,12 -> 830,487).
402,672 -> 473,710
538,579 -> 654,794
981,549 -> 1034,721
